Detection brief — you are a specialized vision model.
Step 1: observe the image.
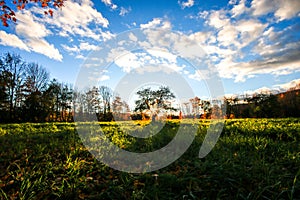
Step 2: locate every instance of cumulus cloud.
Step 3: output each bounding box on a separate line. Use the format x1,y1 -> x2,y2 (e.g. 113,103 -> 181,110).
251,0 -> 300,21
0,0 -> 112,61
140,18 -> 171,29
250,0 -> 276,16
231,0 -> 249,17
207,10 -> 230,29
13,10 -> 63,61
216,49 -> 300,82
62,42 -> 100,53
0,31 -> 29,51
101,0 -> 118,9
30,0 -> 112,59
187,0 -> 300,82
274,79 -> 300,90
27,39 -> 62,61
242,79 -> 300,96
146,49 -> 177,64
235,19 -> 267,47
16,12 -> 51,39
179,0 -> 195,9
43,0 -> 111,41
243,86 -> 274,95
119,7 -> 131,16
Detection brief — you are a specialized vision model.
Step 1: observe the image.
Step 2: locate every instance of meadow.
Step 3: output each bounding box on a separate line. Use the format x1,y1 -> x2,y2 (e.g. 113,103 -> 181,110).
0,118 -> 299,199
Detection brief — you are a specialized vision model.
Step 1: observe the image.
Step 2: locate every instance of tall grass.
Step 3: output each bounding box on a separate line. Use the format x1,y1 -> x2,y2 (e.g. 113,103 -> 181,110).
0,119 -> 299,199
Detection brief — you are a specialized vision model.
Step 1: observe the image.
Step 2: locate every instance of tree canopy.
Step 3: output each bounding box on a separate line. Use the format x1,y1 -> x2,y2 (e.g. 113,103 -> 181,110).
134,86 -> 177,120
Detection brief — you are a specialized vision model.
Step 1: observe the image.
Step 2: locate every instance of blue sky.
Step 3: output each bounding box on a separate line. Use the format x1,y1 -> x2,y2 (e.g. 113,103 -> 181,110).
0,0 -> 300,99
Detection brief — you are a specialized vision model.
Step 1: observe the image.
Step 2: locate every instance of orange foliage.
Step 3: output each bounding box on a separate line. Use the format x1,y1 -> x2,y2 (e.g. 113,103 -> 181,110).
1,0 -> 66,26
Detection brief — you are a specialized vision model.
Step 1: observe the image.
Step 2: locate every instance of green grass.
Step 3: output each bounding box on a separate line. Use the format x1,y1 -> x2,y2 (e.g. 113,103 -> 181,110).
0,119 -> 299,199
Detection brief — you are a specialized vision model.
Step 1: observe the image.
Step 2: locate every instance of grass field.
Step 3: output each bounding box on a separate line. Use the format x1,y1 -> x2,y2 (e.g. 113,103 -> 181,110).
0,119 -> 299,199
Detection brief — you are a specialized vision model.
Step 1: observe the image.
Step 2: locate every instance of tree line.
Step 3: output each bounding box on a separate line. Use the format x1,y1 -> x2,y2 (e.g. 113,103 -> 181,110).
223,89 -> 300,118
0,53 -> 73,122
0,53 -> 131,123
1,52 -> 299,123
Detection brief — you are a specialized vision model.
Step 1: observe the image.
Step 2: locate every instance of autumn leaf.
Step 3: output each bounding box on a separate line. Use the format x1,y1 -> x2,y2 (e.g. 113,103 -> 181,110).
49,9 -> 53,17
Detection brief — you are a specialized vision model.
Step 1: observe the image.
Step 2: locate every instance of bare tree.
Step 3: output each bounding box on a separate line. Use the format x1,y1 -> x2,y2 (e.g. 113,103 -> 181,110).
99,86 -> 113,115
0,53 -> 26,121
24,63 -> 49,93
22,63 -> 50,122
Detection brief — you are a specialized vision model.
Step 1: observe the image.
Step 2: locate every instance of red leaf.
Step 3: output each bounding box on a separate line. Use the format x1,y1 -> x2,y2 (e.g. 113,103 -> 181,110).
2,19 -> 8,27
49,9 -> 53,17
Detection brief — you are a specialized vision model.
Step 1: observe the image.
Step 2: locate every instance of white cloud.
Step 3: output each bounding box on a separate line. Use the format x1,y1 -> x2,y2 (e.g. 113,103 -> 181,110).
21,0 -> 113,60
140,18 -> 171,29
188,31 -> 213,44
235,19 -> 267,47
99,74 -> 110,81
0,31 -> 29,51
114,52 -> 143,73
0,11 -> 62,61
109,44 -> 183,74
147,49 -> 177,64
27,38 -> 63,61
62,42 -> 101,58
119,7 -> 131,16
75,54 -> 85,60
187,2 -> 300,83
216,52 -> 300,82
128,33 -> 138,42
251,0 -> 276,16
231,0 -> 249,17
251,0 -> 300,21
243,86 -> 273,95
140,18 -> 162,29
16,11 -> 51,39
134,65 -> 184,75
101,0 -> 117,9
188,69 -> 211,81
79,42 -> 100,51
207,10 -> 230,29
61,44 -> 80,53
242,79 -> 300,96
41,0 -> 111,41
179,0 -> 195,9
274,79 -> 300,90
217,25 -> 239,47
274,0 -> 300,21
13,10 -> 63,61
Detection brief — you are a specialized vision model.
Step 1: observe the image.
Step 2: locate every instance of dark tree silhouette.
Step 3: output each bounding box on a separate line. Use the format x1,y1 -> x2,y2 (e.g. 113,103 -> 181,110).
22,63 -> 50,122
0,53 -> 26,121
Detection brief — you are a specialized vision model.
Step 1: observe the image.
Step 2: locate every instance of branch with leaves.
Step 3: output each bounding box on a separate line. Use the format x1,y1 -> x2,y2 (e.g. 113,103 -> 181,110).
0,0 -> 66,26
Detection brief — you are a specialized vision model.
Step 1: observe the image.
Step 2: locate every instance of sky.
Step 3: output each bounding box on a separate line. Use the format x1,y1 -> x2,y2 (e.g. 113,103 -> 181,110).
0,0 -> 300,100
